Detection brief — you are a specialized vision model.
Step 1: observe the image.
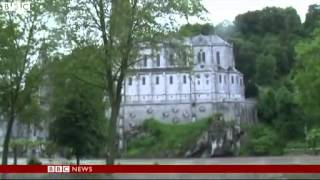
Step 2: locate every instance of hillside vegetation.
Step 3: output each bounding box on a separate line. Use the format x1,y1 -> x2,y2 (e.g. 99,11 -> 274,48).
126,117 -> 213,158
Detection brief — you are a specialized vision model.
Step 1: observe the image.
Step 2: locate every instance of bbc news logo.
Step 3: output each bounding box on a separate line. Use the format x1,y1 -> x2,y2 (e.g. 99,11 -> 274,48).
0,1 -> 31,12
47,165 -> 93,173
47,166 -> 70,173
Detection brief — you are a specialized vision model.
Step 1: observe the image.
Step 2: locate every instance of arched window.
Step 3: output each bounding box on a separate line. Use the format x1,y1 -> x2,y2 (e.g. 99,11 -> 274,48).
202,51 -> 206,63
183,75 -> 187,84
197,51 -> 201,63
142,77 -> 146,85
216,51 -> 220,65
155,76 -> 159,85
169,76 -> 173,84
198,50 -> 205,64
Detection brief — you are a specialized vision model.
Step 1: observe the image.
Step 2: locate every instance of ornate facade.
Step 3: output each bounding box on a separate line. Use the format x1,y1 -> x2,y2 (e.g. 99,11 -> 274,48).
119,35 -> 256,133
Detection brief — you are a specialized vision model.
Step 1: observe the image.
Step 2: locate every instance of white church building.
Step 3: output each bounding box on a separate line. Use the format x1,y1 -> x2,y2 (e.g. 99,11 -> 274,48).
119,35 -> 257,131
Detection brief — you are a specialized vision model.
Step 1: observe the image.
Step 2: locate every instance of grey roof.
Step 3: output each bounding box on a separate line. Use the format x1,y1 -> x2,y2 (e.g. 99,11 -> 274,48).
189,35 -> 231,46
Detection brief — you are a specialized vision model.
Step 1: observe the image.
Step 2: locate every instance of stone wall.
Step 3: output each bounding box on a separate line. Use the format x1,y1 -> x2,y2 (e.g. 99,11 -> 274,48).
119,99 -> 257,130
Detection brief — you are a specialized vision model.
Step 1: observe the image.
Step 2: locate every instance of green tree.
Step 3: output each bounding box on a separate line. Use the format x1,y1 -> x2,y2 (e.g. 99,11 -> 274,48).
273,84 -> 305,141
232,38 -> 259,97
232,6 -> 303,98
235,7 -> 301,36
48,47 -> 107,165
257,88 -> 277,124
258,83 -> 305,142
50,92 -> 106,165
52,0 -> 206,164
0,1 -> 55,165
48,46 -> 105,117
307,128 -> 320,154
255,54 -> 277,86
294,28 -> 320,123
241,124 -> 282,156
261,35 -> 290,76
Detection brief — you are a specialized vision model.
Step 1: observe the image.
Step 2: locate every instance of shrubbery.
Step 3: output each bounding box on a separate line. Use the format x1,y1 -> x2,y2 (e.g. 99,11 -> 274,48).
126,117 -> 213,158
240,124 -> 283,156
307,128 -> 320,154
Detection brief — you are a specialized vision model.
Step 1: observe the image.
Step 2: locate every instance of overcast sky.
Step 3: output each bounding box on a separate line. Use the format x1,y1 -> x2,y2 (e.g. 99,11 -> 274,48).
202,0 -> 320,25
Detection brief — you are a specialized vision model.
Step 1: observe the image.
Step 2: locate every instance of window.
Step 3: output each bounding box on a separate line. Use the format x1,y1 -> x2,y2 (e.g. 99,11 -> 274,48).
219,75 -> 222,83
224,75 -> 227,83
156,54 -> 160,67
236,76 -> 239,84
198,50 -> 205,64
206,78 -> 209,85
143,55 -> 147,67
197,51 -> 201,63
183,75 -> 187,84
169,76 -> 173,84
156,76 -> 159,85
169,54 -> 174,66
231,76 -> 234,84
202,52 -> 206,63
216,51 -> 220,65
128,77 -> 132,86
197,80 -> 200,85
142,77 -> 145,85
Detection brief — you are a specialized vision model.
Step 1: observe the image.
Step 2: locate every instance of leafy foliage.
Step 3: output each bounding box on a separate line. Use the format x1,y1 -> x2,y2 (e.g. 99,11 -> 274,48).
255,54 -> 277,86
307,128 -> 320,154
232,7 -> 303,97
240,124 -> 283,156
294,28 -> 320,122
257,88 -> 277,124
49,91 -> 107,161
229,6 -> 312,151
0,0 -> 57,164
48,47 -> 107,162
126,117 -> 213,158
